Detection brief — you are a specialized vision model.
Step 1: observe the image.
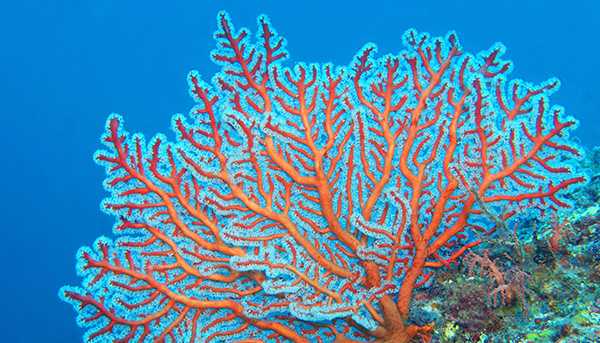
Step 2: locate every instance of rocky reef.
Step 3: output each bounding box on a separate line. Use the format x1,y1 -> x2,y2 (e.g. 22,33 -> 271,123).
410,146 -> 600,342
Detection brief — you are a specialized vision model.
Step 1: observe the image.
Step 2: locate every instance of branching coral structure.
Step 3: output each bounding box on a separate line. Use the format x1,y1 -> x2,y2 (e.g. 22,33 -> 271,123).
60,11 -> 587,343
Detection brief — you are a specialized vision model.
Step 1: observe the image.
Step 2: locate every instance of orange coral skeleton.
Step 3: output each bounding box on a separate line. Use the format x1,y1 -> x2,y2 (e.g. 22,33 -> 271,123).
61,11 -> 586,343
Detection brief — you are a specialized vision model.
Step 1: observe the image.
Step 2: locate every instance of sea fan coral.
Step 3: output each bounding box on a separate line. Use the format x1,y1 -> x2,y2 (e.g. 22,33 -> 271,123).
60,11 -> 586,342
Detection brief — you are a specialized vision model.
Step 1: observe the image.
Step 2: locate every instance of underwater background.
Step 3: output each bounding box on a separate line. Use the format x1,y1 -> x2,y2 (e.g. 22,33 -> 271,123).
1,0 -> 599,341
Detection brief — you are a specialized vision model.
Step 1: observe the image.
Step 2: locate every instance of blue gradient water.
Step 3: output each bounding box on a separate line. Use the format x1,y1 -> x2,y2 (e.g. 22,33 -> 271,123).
1,1 -> 598,341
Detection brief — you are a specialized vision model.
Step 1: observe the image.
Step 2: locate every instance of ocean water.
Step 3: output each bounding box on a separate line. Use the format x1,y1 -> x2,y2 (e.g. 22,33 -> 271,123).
1,0 -> 598,341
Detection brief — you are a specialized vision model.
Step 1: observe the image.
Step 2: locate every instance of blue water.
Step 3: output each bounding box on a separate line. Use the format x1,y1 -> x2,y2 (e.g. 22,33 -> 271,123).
1,0 -> 598,341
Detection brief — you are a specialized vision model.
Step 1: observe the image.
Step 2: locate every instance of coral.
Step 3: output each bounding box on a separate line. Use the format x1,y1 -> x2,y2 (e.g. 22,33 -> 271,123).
426,155 -> 600,342
464,250 -> 530,315
435,165 -> 600,341
546,215 -> 572,254
60,11 -> 587,342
